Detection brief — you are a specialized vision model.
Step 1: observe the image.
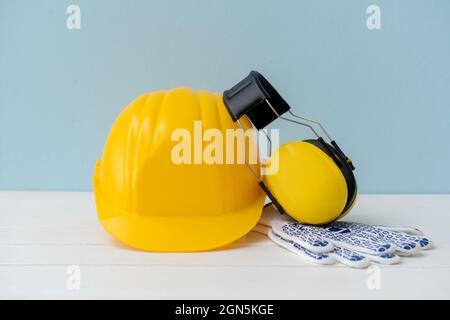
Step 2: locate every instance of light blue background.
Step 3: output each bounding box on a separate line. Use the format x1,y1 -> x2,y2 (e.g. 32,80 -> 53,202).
1,0 -> 449,193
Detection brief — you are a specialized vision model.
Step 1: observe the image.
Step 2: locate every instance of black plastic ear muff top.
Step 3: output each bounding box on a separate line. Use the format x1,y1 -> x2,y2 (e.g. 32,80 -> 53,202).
223,71 -> 291,129
222,70 -> 356,221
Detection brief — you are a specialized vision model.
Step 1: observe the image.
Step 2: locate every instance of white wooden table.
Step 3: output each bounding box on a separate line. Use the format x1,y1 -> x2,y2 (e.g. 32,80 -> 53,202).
0,192 -> 449,299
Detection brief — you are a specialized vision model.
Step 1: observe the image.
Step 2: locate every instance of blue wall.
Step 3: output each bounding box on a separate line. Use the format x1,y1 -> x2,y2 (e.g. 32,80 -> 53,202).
1,0 -> 449,193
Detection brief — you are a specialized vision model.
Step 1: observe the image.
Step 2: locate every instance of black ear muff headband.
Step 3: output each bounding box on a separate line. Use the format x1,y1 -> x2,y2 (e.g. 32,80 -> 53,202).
222,71 -> 356,218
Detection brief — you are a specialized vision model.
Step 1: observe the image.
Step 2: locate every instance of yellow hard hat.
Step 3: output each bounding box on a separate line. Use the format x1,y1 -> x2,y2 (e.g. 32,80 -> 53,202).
93,88 -> 266,252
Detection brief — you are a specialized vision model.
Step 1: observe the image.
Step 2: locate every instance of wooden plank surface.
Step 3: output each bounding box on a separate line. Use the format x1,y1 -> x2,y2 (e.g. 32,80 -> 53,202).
0,192 -> 449,299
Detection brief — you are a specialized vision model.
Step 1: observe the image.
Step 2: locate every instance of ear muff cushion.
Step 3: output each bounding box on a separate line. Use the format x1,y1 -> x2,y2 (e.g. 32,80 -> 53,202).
304,139 -> 357,217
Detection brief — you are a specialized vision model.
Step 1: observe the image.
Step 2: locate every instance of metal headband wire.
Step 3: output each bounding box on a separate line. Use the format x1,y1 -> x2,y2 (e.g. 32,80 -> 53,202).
265,99 -> 330,141
236,99 -> 336,183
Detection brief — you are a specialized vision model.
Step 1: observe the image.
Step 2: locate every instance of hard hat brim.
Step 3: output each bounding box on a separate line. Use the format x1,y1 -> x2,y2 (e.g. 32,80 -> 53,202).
95,192 -> 266,252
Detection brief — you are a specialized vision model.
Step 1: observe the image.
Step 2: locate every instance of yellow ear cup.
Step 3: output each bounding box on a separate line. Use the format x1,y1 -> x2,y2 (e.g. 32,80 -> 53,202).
262,141 -> 348,225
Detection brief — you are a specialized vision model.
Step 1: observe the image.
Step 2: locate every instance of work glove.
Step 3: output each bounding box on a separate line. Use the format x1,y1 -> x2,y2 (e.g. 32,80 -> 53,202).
253,204 -> 433,268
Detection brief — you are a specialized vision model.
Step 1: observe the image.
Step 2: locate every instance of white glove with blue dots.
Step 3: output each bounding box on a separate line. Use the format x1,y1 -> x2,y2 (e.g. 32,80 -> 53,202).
253,204 -> 433,268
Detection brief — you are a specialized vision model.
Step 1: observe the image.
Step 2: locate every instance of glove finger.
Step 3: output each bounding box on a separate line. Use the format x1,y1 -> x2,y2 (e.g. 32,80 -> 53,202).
268,230 -> 336,265
271,230 -> 378,269
380,235 -> 421,255
362,252 -> 401,265
346,229 -> 420,255
379,227 -> 433,250
272,221 -> 333,253
328,247 -> 370,269
379,225 -> 424,236
329,222 -> 425,254
293,223 -> 395,256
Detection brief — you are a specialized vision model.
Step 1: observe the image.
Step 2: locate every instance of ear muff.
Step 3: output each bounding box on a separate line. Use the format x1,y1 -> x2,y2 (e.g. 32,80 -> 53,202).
304,139 -> 357,219
222,71 -> 357,224
262,141 -> 350,225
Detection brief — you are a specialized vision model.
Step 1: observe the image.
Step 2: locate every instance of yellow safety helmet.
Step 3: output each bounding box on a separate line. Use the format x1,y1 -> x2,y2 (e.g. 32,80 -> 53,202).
94,88 -> 265,252
223,71 -> 357,225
